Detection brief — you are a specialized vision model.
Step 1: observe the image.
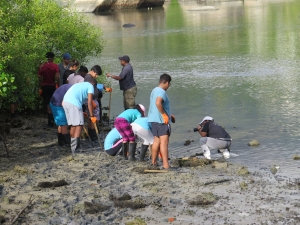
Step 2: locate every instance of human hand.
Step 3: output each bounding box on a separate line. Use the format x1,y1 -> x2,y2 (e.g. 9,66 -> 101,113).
38,89 -> 43,97
105,87 -> 112,92
171,114 -> 175,123
161,113 -> 169,124
55,84 -> 58,89
106,73 -> 111,78
90,116 -> 97,123
83,112 -> 88,118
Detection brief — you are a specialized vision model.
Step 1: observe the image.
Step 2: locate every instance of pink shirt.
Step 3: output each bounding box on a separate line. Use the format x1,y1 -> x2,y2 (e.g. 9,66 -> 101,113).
67,74 -> 84,84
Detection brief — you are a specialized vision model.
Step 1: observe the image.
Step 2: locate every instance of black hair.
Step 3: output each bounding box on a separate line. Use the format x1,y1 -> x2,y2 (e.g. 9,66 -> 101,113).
78,66 -> 88,73
45,52 -> 55,59
91,65 -> 102,75
159,73 -> 172,84
135,104 -> 145,117
69,59 -> 80,67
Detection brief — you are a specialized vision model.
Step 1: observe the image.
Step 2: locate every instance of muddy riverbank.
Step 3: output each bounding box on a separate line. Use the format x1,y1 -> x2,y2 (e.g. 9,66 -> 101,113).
0,114 -> 299,224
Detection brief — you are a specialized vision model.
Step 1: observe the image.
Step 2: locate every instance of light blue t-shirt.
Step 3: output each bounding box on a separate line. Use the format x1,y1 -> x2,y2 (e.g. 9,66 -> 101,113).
104,128 -> 122,150
117,109 -> 142,123
147,87 -> 171,123
132,117 -> 151,130
63,82 -> 94,108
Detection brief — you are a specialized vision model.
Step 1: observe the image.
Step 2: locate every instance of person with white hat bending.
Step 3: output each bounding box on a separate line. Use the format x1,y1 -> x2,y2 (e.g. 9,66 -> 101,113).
196,116 -> 232,159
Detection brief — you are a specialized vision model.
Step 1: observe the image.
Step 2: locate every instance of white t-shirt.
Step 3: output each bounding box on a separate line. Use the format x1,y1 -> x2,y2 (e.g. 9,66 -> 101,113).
67,74 -> 84,84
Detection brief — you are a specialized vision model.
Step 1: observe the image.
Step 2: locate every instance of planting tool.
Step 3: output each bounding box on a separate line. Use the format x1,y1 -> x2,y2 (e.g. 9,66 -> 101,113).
83,126 -> 93,147
93,122 -> 103,151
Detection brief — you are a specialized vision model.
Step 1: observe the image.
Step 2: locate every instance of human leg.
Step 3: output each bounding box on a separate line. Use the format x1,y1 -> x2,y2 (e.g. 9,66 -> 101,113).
200,137 -> 211,159
151,136 -> 160,165
123,86 -> 137,110
159,134 -> 170,169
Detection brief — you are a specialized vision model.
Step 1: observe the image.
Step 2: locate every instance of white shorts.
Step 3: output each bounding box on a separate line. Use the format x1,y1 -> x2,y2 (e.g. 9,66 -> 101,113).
131,123 -> 154,145
62,102 -> 84,126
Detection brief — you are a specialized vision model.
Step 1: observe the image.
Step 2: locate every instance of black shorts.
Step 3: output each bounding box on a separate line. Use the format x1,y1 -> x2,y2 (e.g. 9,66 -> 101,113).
42,85 -> 56,105
150,122 -> 171,137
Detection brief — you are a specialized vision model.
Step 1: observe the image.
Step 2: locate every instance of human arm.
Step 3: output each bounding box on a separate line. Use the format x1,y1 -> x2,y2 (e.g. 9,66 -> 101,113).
198,123 -> 208,137
106,73 -> 122,80
87,93 -> 94,118
155,97 -> 169,124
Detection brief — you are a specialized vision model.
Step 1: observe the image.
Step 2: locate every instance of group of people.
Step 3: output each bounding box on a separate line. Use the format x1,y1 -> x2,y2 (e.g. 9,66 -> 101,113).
38,51 -> 232,168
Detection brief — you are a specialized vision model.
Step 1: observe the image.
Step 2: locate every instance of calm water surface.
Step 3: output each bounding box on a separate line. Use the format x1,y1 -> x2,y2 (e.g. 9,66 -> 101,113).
86,0 -> 300,178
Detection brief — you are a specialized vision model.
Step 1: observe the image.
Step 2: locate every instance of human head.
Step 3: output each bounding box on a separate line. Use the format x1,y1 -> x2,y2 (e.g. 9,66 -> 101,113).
159,73 -> 172,90
90,65 -> 102,78
135,104 -> 146,117
62,53 -> 71,65
118,55 -> 130,66
69,59 -> 80,71
78,66 -> 88,77
199,116 -> 214,126
46,52 -> 55,60
85,76 -> 96,86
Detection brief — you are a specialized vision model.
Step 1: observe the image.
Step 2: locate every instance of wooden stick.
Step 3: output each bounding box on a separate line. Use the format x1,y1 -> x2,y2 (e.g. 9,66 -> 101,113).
144,170 -> 168,173
83,126 -> 93,147
10,195 -> 34,225
93,122 -> 103,150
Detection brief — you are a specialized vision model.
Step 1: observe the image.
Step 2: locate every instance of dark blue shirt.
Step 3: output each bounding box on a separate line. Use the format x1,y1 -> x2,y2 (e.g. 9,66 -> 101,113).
119,63 -> 136,91
202,121 -> 231,139
50,84 -> 72,106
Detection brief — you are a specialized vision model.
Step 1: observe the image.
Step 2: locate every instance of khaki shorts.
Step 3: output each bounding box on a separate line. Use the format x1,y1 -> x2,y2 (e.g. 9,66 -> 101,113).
123,86 -> 137,109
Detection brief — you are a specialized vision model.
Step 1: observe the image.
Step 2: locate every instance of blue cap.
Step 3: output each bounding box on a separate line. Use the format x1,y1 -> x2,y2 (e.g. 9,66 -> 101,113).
62,53 -> 71,60
96,84 -> 104,92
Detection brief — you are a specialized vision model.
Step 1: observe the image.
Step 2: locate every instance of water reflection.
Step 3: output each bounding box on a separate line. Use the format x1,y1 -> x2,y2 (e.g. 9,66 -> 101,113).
85,0 -> 300,178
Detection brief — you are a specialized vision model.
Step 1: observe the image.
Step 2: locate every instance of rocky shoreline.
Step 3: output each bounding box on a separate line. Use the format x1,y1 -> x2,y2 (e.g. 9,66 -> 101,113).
0,115 -> 299,224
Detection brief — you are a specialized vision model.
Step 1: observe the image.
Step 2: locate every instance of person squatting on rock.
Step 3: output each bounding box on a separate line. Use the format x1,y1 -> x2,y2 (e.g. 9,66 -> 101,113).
62,59 -> 80,84
148,73 -> 175,170
38,52 -> 60,127
84,65 -> 112,141
197,116 -> 232,159
58,53 -> 71,86
49,84 -> 73,147
131,117 -> 154,161
106,55 -> 137,110
62,79 -> 96,155
67,65 -> 88,84
114,104 -> 146,160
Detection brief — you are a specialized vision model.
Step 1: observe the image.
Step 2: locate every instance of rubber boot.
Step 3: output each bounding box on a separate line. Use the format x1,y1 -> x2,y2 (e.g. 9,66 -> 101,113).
76,137 -> 81,151
219,149 -> 230,159
128,142 -> 137,161
88,128 -> 98,142
48,113 -> 54,127
201,144 -> 211,160
57,133 -> 64,146
70,138 -> 77,156
139,144 -> 148,161
63,134 -> 70,147
122,143 -> 128,160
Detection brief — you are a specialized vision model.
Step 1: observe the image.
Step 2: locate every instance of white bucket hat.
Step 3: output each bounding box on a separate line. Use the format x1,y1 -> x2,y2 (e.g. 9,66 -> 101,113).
199,116 -> 214,125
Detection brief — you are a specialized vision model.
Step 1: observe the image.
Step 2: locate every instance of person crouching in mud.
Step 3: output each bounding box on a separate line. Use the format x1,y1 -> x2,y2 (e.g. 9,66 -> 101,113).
196,116 -> 232,159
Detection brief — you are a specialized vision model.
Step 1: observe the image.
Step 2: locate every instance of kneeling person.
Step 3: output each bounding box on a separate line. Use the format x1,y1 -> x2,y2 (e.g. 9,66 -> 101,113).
104,128 -> 123,156
197,116 -> 232,159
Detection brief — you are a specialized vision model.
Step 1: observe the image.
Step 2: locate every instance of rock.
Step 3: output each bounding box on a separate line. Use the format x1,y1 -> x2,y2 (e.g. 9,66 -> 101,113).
237,167 -> 250,175
212,161 -> 228,169
240,181 -> 248,190
248,140 -> 260,146
122,23 -> 135,28
125,218 -> 146,225
184,140 -> 194,146
293,155 -> 300,160
270,166 -> 279,175
188,192 -> 218,206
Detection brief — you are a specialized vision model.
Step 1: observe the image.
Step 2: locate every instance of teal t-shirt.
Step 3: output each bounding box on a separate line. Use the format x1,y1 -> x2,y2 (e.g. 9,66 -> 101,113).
117,109 -> 142,123
147,87 -> 171,123
104,128 -> 122,150
132,117 -> 151,130
63,82 -> 94,108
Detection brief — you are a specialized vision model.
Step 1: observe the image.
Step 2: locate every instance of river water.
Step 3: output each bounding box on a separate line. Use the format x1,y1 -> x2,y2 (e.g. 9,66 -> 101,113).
85,0 -> 300,178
